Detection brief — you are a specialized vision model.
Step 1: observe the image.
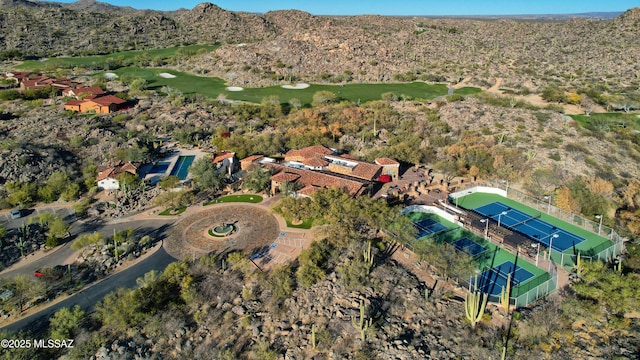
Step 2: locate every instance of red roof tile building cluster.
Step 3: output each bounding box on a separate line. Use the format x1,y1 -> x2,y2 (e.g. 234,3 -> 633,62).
243,145 -> 397,197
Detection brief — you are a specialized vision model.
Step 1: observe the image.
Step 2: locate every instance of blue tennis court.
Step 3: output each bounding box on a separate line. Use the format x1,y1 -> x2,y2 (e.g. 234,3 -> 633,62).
473,201 -> 584,252
452,237 -> 487,256
413,218 -> 448,238
476,261 -> 535,295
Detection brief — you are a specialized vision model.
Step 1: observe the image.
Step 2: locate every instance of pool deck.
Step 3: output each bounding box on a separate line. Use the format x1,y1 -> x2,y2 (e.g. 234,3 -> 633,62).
141,148 -> 209,184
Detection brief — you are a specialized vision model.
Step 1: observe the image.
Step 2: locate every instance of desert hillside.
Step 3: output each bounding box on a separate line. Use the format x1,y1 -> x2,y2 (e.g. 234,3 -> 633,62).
0,2 -> 639,91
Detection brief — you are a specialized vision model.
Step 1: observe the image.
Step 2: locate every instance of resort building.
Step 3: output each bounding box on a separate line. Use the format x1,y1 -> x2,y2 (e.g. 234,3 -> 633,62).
244,145 -> 394,198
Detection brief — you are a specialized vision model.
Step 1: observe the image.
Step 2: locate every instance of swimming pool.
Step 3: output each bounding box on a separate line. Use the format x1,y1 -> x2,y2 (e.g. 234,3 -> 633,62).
148,161 -> 171,174
169,155 -> 195,180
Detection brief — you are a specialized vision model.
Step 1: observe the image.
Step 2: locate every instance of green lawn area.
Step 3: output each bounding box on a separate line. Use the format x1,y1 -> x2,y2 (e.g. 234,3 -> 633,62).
159,206 -> 187,216
456,192 -> 613,259
109,67 -> 481,105
285,217 -> 314,229
570,112 -> 640,131
204,194 -> 263,205
406,212 -> 551,303
16,45 -> 219,71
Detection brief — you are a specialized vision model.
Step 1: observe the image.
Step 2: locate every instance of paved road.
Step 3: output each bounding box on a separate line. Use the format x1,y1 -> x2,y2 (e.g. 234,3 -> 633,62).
0,206 -> 75,230
0,219 -> 173,279
0,246 -> 176,334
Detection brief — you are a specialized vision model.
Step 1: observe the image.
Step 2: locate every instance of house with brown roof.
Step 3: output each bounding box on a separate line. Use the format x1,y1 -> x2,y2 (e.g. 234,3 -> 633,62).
268,164 -> 368,197
253,145 -> 397,198
79,95 -> 127,114
19,76 -> 78,94
96,161 -> 140,190
212,151 -> 237,175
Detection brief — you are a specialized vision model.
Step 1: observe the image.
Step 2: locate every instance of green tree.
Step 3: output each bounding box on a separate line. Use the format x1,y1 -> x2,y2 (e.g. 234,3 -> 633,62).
312,91 -> 338,107
412,241 -> 475,281
189,156 -> 226,192
71,232 -> 104,250
60,183 -> 80,202
153,190 -> 194,211
5,182 -> 36,208
243,167 -> 272,193
4,274 -> 46,313
260,95 -> 283,119
296,241 -> 329,287
49,306 -> 86,340
268,265 -> 293,301
159,175 -> 181,190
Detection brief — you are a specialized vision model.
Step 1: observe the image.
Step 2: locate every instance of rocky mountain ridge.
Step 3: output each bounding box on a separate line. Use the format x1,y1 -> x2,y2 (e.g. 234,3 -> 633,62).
1,3 -> 638,91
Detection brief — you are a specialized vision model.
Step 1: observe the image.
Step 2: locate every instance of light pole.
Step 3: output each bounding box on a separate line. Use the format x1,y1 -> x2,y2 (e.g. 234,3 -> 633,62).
544,195 -> 552,214
548,234 -> 559,261
497,211 -> 508,228
480,218 -> 489,240
501,179 -> 509,194
534,243 -> 540,266
595,215 -> 603,235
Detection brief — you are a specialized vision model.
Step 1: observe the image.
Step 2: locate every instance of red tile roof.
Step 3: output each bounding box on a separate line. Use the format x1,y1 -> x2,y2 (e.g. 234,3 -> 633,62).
213,152 -> 235,163
268,164 -> 367,197
90,95 -> 126,106
375,157 -> 400,166
285,145 -> 333,160
96,161 -> 139,182
325,155 -> 382,181
65,99 -> 84,106
303,156 -> 329,167
297,185 -> 321,197
240,154 -> 264,163
271,171 -> 301,183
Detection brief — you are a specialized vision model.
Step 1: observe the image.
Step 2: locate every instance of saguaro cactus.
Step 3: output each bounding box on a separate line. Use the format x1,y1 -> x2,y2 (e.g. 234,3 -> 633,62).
499,273 -> 512,313
311,324 -> 317,349
465,275 -> 488,329
363,241 -> 374,270
573,253 -> 584,277
352,300 -> 373,341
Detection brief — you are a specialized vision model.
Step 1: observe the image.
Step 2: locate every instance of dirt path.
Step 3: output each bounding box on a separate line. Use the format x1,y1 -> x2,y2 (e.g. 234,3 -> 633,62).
451,77 -> 472,89
487,77 -> 502,93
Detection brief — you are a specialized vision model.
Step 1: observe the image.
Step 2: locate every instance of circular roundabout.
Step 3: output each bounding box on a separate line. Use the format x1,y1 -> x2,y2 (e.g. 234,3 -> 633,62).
165,204 -> 280,260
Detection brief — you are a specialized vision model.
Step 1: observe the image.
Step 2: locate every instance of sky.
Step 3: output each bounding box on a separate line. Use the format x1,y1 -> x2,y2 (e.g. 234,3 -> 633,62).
45,0 -> 638,15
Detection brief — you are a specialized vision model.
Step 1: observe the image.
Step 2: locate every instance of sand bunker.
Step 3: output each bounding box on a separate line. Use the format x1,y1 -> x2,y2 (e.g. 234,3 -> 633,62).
158,73 -> 177,79
104,72 -> 118,80
281,83 -> 310,89
226,86 -> 244,91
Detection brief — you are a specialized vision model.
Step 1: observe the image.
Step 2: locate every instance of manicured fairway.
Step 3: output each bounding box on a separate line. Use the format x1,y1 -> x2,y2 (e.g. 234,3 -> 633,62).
108,67 -> 480,105
16,45 -> 219,71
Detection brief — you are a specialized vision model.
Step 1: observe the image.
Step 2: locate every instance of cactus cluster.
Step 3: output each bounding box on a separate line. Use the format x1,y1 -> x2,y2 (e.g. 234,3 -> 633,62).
465,275 -> 488,329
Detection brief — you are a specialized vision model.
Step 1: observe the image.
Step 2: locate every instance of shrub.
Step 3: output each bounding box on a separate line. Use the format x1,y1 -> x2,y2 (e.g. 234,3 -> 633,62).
46,237 -> 60,248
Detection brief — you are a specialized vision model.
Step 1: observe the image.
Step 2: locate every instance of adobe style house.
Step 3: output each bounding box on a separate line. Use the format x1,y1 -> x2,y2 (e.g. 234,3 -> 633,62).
65,94 -> 126,114
212,151 -> 237,175
19,76 -> 78,94
260,145 -> 394,197
96,161 -> 140,191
